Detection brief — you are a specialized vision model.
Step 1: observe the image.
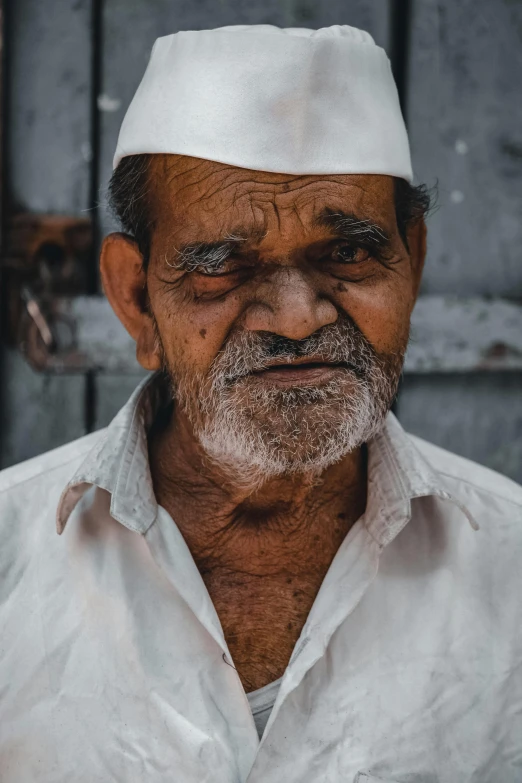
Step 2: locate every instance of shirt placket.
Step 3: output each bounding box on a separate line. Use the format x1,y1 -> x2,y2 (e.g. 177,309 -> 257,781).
143,506 -> 261,779
246,519 -> 385,781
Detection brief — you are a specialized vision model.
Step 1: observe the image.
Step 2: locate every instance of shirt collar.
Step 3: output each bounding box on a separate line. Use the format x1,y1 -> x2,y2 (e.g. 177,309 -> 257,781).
56,372 -> 477,540
57,372 -> 163,535
364,412 -> 478,547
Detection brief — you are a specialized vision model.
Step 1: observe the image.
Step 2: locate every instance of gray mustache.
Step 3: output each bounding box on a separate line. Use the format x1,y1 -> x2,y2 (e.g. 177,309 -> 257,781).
262,333 -> 340,359
211,317 -> 378,384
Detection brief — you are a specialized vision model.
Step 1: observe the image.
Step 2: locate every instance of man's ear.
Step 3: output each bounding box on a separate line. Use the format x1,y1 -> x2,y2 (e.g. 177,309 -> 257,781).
407,218 -> 427,301
100,232 -> 162,371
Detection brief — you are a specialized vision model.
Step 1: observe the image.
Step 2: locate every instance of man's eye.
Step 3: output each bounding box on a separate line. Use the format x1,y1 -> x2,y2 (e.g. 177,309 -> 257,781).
332,245 -> 367,264
197,265 -> 227,276
195,262 -> 236,276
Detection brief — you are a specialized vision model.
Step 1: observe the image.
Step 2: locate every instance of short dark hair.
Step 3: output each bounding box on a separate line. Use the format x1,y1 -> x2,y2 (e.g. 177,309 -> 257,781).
108,154 -> 433,269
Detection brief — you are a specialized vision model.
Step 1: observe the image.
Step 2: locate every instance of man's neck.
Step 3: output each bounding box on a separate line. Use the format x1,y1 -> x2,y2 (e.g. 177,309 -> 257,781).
149,407 -> 367,562
148,406 -> 367,691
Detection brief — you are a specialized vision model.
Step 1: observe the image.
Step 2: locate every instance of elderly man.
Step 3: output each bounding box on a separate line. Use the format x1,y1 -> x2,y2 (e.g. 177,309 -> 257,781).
1,23 -> 521,783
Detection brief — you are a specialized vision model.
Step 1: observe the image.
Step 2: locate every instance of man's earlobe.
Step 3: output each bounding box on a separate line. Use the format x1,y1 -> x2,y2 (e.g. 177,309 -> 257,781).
100,232 -> 162,371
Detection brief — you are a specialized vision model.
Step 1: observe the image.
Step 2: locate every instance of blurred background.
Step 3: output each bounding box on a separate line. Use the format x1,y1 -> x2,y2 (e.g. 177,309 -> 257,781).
0,0 -> 521,481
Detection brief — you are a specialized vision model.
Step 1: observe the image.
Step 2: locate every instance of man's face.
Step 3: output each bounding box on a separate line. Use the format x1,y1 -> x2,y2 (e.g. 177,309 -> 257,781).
105,155 -> 425,484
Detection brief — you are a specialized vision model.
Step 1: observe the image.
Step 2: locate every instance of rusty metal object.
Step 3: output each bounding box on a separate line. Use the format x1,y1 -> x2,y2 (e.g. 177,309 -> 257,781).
2,213 -> 92,370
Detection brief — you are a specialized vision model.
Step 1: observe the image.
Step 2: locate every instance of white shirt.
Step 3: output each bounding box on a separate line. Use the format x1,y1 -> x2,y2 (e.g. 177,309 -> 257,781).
1,372 -> 521,783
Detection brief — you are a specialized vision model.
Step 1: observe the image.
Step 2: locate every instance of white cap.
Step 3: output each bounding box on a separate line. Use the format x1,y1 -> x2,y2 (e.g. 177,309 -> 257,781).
113,24 -> 413,182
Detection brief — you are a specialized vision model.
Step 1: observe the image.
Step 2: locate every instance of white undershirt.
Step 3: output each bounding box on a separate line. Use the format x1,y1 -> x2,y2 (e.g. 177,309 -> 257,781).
246,677 -> 283,739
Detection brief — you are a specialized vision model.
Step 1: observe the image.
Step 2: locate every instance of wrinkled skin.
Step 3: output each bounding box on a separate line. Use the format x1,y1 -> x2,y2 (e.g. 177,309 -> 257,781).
101,154 -> 426,691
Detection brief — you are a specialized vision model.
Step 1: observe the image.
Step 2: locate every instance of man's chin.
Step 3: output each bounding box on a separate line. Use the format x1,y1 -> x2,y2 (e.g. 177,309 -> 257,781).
171,359 -> 396,487
198,424 -> 361,491
195,394 -> 388,489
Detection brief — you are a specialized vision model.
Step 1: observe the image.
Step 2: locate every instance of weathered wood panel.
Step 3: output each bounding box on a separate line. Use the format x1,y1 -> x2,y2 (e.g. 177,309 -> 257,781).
399,373 -> 522,485
407,297 -> 522,372
8,0 -> 92,214
398,0 -> 522,481
0,350 -> 86,468
94,0 -> 392,429
0,0 -> 92,468
407,0 -> 522,296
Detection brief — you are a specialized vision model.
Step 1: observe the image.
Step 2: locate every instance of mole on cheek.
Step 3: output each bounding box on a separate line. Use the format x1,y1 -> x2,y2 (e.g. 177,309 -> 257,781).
199,328 -> 207,338
336,282 -> 347,292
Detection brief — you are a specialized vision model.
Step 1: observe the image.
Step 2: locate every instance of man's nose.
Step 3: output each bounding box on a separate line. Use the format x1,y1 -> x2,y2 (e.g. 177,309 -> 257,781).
243,266 -> 338,341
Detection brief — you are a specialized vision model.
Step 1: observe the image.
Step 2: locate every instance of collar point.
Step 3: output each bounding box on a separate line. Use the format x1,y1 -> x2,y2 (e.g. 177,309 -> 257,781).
56,481 -> 92,536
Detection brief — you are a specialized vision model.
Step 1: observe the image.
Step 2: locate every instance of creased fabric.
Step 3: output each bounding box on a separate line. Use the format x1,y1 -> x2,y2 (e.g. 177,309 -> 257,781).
0,373 -> 521,782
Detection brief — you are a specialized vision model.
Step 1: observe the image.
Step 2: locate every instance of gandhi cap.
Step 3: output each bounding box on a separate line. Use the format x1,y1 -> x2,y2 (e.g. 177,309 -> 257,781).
113,24 -> 413,181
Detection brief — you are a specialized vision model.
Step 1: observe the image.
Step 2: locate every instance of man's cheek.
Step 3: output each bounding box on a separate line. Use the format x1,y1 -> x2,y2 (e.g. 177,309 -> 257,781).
159,327 -> 220,378
345,293 -> 411,355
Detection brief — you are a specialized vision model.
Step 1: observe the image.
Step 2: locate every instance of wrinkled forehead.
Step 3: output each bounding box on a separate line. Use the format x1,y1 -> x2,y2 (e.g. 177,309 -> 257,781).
148,154 -> 397,237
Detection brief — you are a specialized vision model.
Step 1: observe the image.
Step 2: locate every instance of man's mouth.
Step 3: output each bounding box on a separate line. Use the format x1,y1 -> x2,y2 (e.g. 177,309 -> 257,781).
249,358 -> 353,385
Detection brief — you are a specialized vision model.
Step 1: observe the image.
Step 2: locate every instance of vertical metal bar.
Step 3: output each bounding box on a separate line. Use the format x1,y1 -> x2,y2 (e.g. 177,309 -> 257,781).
89,0 -> 103,291
389,0 -> 413,416
85,0 -> 104,433
390,0 -> 412,123
0,0 -> 5,461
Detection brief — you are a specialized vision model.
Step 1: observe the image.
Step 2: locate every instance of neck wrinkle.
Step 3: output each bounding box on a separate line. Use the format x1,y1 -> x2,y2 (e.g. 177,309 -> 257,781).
149,401 -> 367,569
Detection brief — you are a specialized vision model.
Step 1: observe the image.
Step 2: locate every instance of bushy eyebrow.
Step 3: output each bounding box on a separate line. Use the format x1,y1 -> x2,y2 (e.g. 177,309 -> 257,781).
312,207 -> 391,251
165,228 -> 267,273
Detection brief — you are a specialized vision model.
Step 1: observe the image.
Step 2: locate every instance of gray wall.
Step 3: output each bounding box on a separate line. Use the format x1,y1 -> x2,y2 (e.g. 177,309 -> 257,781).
1,0 -> 521,482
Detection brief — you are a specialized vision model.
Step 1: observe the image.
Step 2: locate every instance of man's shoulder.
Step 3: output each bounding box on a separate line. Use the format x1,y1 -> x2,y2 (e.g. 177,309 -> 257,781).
0,429 -> 106,508
409,430 -> 522,512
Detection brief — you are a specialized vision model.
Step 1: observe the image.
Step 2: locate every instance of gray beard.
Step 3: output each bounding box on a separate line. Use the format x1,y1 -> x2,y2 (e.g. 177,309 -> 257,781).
163,317 -> 405,491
